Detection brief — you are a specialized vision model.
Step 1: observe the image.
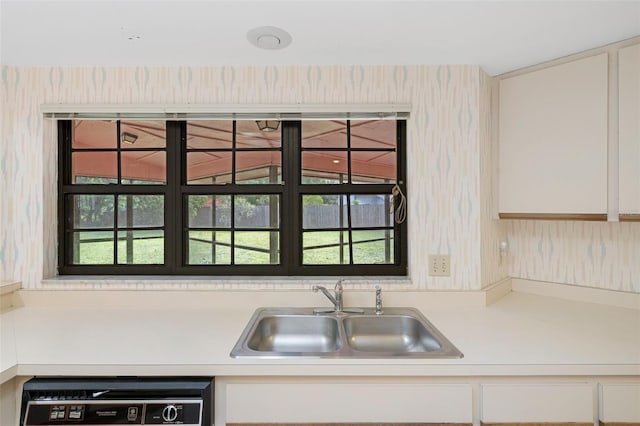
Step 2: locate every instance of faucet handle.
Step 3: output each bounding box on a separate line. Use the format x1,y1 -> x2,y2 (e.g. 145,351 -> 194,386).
334,280 -> 343,293
374,285 -> 383,315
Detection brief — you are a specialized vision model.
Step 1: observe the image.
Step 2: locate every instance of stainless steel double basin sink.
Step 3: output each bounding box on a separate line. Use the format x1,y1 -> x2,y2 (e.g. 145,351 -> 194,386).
230,307 -> 463,358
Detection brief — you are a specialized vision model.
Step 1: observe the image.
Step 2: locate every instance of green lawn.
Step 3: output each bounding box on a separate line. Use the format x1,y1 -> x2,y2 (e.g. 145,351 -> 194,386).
75,230 -> 164,264
74,230 -> 393,265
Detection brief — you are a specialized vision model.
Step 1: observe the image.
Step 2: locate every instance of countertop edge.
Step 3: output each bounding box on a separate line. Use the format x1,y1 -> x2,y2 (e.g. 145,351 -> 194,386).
6,363 -> 640,381
0,365 -> 18,385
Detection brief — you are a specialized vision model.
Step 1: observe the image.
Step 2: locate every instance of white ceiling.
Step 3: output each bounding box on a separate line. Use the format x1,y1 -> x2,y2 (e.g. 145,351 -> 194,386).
1,1 -> 639,75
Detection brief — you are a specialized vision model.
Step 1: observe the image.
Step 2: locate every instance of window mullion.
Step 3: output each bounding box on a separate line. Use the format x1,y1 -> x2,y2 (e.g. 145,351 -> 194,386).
58,121 -> 71,268
113,121 -> 121,264
230,121 -> 237,264
166,121 -> 182,272
396,120 -> 408,268
346,122 -> 354,264
347,120 -> 352,184
283,121 -> 300,274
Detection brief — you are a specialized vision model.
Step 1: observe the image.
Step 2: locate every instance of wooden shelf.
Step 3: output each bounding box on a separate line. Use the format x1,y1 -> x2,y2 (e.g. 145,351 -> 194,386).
498,213 -> 607,221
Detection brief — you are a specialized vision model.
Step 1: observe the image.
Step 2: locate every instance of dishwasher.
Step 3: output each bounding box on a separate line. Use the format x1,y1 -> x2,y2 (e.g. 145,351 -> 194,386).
20,377 -> 213,426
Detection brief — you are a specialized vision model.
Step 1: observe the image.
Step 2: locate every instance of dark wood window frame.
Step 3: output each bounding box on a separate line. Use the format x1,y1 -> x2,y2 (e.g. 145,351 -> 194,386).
58,119 -> 407,276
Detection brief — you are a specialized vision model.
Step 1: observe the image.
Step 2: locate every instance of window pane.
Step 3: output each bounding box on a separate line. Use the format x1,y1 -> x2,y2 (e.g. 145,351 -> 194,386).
301,151 -> 348,184
71,195 -> 114,229
236,166 -> 282,185
188,231 -> 231,265
72,152 -> 117,184
236,120 -> 281,148
73,120 -> 116,149
303,231 -> 350,265
117,195 -> 164,228
351,150 -> 396,184
236,151 -> 281,184
121,151 -> 166,184
187,151 -> 232,184
351,194 -> 393,228
352,230 -> 394,264
235,195 -> 279,228
187,121 -> 233,149
187,195 -> 231,228
302,120 -> 347,148
116,230 -> 164,264
71,231 -> 114,264
302,195 -> 347,229
234,231 -> 279,264
121,121 -> 166,149
350,120 -> 396,149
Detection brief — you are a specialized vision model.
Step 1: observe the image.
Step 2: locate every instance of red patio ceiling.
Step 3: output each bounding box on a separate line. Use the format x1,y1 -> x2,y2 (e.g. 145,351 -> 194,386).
72,119 -> 397,183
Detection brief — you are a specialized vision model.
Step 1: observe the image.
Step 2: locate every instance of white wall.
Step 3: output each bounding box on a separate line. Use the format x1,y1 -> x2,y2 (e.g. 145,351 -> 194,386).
0,64 -> 505,290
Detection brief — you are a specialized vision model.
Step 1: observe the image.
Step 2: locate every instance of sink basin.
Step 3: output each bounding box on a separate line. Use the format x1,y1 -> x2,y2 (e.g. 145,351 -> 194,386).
343,315 -> 442,353
247,315 -> 341,353
230,307 -> 463,359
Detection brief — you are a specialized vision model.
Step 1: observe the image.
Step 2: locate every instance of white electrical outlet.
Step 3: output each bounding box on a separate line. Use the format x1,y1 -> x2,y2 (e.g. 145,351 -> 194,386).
428,255 -> 451,276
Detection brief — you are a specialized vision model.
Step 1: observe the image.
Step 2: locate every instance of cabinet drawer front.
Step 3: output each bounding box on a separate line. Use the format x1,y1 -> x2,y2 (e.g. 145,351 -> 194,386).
599,384 -> 640,422
481,383 -> 593,422
226,383 -> 472,423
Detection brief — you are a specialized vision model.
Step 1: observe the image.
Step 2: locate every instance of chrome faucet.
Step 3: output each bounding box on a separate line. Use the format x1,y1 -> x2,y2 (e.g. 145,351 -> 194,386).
312,280 -> 344,312
374,285 -> 383,315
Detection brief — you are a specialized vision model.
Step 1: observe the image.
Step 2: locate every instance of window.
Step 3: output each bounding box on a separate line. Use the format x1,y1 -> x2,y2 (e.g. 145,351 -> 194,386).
58,118 -> 407,275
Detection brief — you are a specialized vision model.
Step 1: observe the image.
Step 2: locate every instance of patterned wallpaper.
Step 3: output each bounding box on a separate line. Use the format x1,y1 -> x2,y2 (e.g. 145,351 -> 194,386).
506,220 -> 640,293
0,64 -> 506,290
0,68 -> 13,283
3,65 -> 637,294
3,65 -> 636,293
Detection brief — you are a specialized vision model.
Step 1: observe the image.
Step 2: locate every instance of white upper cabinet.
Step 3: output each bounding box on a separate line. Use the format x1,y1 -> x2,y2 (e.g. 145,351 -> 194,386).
499,53 -> 609,216
618,44 -> 640,216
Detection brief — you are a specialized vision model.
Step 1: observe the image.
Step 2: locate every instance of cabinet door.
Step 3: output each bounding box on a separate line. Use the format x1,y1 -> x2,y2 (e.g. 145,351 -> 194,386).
0,378 -> 18,426
498,54 -> 608,218
223,381 -> 472,423
618,44 -> 640,218
599,383 -> 640,424
481,383 -> 594,423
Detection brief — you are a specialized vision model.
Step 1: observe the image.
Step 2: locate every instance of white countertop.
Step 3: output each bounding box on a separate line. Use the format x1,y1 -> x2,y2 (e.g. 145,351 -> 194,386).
2,289 -> 640,383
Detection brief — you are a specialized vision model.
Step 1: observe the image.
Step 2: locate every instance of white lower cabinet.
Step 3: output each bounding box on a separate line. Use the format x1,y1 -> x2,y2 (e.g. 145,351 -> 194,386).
1,378 -> 18,426
218,378 -> 640,426
220,379 -> 472,424
481,383 -> 594,423
599,383 -> 640,423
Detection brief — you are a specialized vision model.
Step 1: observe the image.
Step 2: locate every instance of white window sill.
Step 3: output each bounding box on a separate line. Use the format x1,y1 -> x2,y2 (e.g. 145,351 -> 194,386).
41,276 -> 414,291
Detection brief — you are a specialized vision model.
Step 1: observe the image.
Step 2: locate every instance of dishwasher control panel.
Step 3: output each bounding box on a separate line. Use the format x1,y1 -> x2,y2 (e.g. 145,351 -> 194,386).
20,377 -> 213,426
23,400 -> 202,425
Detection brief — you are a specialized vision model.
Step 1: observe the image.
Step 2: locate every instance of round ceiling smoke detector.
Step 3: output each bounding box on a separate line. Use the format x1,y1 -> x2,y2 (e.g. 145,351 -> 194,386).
247,26 -> 292,50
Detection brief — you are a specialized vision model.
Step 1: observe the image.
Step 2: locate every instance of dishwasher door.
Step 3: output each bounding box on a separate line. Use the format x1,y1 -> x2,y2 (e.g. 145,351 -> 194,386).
20,377 -> 214,426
